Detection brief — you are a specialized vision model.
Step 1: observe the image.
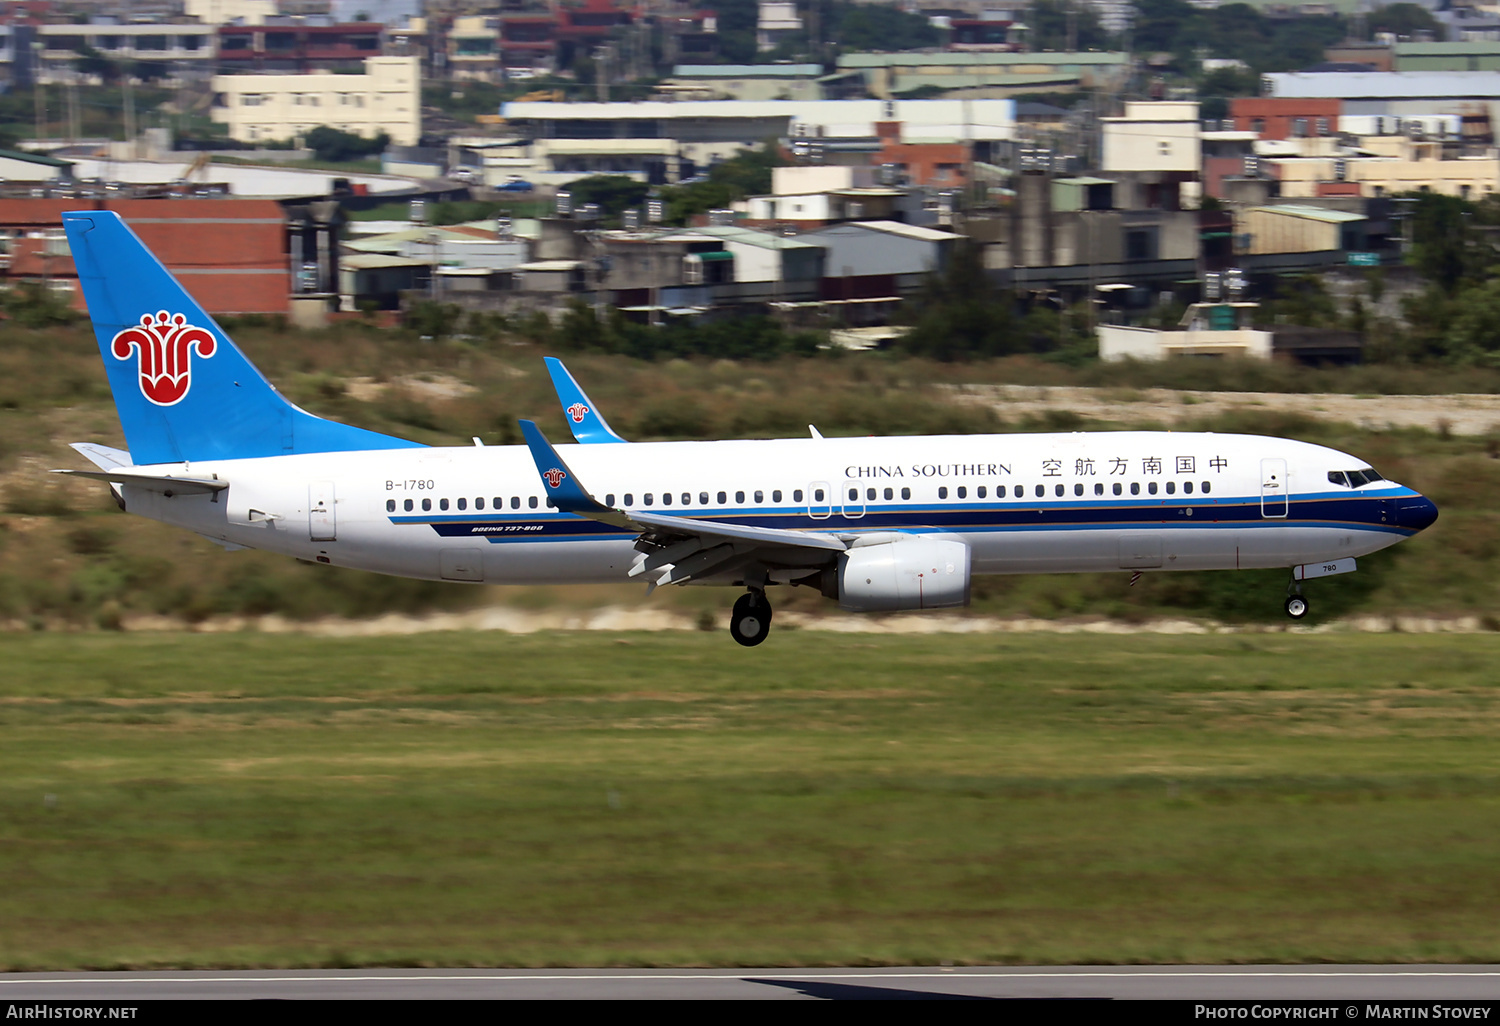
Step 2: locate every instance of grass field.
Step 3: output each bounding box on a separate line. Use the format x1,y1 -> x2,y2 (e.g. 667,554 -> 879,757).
4,631 -> 1500,969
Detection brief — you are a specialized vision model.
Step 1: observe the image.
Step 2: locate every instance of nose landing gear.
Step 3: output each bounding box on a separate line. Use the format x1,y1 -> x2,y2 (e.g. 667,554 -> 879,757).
730,589 -> 773,647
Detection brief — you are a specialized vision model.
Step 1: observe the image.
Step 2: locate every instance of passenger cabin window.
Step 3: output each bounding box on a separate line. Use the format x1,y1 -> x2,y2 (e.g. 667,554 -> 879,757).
457,498 -> 467,510
1113,483 -> 1122,496
1034,485 -> 1044,498
1130,483 -> 1140,495
794,490 -> 803,502
754,490 -> 764,503
476,498 -> 485,510
699,492 -> 709,505
1054,484 -> 1064,497
977,486 -> 986,499
1148,482 -> 1158,495
938,487 -> 948,499
957,486 -> 967,499
422,498 -> 432,511
387,499 -> 395,512
681,493 -> 690,506
737,491 -> 746,503
1202,482 -> 1212,494
663,493 -> 672,505
718,491 -> 727,504
511,497 -> 520,509
1165,482 -> 1175,495
644,494 -> 654,506
1184,482 -> 1193,494
773,490 -> 783,503
439,498 -> 449,511
624,493 -> 634,506
884,487 -> 894,500
812,489 -> 822,502
901,487 -> 911,500
528,496 -> 538,509
404,499 -> 413,511
1094,483 -> 1104,496
1074,484 -> 1084,496
848,487 -> 858,501
605,494 -> 615,506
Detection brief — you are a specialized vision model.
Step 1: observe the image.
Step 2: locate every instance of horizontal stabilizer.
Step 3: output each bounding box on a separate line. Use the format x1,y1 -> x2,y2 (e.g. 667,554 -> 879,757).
52,467 -> 227,495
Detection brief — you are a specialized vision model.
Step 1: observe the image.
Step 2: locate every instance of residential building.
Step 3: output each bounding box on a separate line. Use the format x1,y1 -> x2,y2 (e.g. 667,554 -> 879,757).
1228,98 -> 1343,141
183,0 -> 276,27
0,198 -> 293,314
0,148 -> 71,182
217,19 -> 384,74
757,0 -> 801,52
1238,205 -> 1367,255
37,21 -> 217,83
211,55 -> 421,146
448,15 -> 499,82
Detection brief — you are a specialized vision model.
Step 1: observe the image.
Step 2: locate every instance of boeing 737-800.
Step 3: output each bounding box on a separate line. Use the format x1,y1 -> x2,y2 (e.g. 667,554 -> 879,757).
54,211 -> 1438,646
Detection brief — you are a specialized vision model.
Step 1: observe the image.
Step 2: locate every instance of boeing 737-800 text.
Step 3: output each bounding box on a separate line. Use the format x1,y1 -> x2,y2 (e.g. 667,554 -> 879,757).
54,211 -> 1438,646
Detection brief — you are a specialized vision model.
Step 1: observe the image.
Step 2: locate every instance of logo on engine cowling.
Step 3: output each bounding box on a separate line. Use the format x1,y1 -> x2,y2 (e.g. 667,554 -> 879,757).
543,468 -> 567,488
111,311 -> 217,407
567,402 -> 590,423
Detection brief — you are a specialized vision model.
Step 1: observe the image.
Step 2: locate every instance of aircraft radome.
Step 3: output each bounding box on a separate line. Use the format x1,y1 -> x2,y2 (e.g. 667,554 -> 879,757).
55,211 -> 1438,646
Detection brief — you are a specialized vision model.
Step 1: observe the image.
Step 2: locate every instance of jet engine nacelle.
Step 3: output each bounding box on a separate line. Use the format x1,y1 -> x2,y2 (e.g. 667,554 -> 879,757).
837,536 -> 971,613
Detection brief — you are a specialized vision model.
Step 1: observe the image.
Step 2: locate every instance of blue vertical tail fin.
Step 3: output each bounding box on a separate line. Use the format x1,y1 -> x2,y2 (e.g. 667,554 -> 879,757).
62,210 -> 421,465
544,357 -> 628,444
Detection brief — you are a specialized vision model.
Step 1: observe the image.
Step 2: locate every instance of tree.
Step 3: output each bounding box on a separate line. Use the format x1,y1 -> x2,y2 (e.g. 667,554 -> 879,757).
1028,0 -> 1111,51
899,241 -> 1023,360
1366,3 -> 1444,41
304,125 -> 389,163
73,45 -> 119,84
563,174 -> 650,223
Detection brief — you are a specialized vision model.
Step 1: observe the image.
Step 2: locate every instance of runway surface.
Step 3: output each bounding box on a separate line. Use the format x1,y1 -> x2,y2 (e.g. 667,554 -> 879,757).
3,966 -> 1500,1000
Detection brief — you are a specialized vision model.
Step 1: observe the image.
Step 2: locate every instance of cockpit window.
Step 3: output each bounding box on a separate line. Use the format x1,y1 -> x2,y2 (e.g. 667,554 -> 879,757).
1332,468 -> 1385,488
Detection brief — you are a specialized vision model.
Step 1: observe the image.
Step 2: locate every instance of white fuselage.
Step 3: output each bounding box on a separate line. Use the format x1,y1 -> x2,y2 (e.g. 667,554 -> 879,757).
119,431 -> 1425,586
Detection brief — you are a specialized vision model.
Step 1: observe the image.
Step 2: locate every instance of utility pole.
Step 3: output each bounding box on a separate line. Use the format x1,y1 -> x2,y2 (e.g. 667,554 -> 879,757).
123,68 -> 137,156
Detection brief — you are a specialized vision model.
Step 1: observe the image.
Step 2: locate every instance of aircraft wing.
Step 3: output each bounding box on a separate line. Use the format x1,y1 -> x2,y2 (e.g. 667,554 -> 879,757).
544,357 -> 628,444
518,419 -> 845,587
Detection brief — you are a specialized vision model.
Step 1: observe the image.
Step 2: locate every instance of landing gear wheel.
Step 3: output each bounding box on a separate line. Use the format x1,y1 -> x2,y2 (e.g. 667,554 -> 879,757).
1285,595 -> 1309,619
730,591 -> 772,647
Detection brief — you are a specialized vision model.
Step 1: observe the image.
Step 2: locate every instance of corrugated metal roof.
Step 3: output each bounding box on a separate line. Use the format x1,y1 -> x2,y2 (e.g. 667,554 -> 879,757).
1266,70 -> 1500,99
1249,204 -> 1365,223
1395,42 -> 1500,55
683,226 -> 822,250
342,253 -> 430,270
816,220 -> 962,242
838,51 -> 1127,68
672,64 -> 822,77
0,149 -> 73,167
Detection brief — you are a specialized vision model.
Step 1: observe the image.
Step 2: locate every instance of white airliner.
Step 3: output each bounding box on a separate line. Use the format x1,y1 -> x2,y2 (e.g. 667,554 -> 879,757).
55,210 -> 1438,646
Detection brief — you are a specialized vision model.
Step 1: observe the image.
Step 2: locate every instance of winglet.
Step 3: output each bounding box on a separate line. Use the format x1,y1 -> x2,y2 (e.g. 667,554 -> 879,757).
518,419 -> 612,514
544,357 -> 628,444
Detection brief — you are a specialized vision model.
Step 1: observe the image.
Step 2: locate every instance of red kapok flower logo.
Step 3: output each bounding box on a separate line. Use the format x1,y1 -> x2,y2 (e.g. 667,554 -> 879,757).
567,402 -> 590,423
111,311 -> 217,407
543,468 -> 567,488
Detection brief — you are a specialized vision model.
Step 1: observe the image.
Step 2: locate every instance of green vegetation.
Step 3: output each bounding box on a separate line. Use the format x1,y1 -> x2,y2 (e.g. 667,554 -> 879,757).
4,631 -> 1500,968
304,125 -> 389,165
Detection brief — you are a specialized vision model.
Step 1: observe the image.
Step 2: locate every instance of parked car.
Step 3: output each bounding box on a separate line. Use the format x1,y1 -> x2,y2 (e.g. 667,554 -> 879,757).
497,178 -> 534,193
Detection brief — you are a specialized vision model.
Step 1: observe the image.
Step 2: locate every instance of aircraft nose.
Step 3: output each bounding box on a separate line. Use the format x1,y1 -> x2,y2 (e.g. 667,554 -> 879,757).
1399,495 -> 1439,532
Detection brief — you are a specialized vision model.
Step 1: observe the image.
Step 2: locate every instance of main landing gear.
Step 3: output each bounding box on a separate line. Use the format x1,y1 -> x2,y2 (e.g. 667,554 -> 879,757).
1285,578 -> 1309,620
730,589 -> 773,647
